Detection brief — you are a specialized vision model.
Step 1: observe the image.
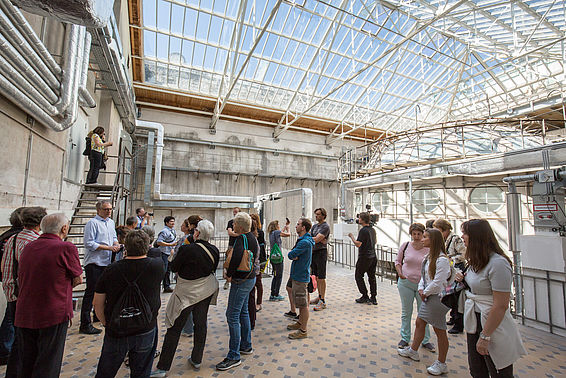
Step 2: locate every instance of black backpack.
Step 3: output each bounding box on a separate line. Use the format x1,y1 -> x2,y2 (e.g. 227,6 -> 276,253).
82,136 -> 91,156
109,261 -> 153,337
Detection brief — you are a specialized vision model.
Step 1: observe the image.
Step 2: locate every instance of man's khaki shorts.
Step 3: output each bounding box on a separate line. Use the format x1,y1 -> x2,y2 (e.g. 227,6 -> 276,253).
287,278 -> 308,308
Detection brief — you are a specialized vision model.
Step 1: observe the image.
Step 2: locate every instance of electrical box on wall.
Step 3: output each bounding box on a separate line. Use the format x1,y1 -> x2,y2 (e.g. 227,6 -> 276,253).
531,173 -> 566,235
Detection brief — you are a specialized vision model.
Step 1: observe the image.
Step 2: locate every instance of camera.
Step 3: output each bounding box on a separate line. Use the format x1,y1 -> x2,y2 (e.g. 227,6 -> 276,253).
147,212 -> 154,216
355,211 -> 379,226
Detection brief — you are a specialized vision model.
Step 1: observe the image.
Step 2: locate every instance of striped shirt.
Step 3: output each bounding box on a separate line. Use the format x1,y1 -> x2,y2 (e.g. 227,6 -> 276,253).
1,229 -> 40,302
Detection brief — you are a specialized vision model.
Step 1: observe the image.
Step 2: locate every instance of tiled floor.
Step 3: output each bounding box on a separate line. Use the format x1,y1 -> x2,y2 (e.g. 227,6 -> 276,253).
3,263 -> 566,377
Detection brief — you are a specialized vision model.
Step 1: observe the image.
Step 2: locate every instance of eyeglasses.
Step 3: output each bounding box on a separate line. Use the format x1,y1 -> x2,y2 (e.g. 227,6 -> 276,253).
101,208 -> 113,211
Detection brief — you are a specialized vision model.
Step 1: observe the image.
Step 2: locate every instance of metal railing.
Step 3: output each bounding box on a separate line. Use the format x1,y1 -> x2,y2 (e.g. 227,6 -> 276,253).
329,240 -> 566,336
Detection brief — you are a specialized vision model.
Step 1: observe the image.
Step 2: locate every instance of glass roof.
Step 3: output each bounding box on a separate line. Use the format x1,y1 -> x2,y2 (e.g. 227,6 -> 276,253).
139,0 -> 566,136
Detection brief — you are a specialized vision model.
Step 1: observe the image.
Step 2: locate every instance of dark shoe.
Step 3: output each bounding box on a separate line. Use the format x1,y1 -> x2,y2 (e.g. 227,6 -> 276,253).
240,347 -> 253,355
163,287 -> 174,293
398,340 -> 409,348
422,342 -> 436,352
446,318 -> 455,326
356,296 -> 369,303
369,296 -> 378,305
79,324 -> 102,335
0,355 -> 8,366
448,326 -> 463,334
284,311 -> 297,318
216,358 -> 241,371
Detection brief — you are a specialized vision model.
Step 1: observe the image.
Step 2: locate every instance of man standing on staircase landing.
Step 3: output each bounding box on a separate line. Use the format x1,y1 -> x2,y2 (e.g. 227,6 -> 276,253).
81,200 -> 120,335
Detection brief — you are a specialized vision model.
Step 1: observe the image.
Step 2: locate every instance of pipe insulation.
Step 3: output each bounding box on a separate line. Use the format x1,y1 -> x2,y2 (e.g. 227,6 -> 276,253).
0,53 -> 58,115
10,0 -> 114,28
136,120 -> 254,204
0,32 -> 58,102
0,7 -> 59,91
0,0 -> 60,75
57,24 -> 81,114
78,31 -> 96,108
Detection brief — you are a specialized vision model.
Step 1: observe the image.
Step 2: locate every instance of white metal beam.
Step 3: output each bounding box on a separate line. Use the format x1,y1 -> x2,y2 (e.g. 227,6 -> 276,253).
209,0 -> 283,132
272,0 -> 468,139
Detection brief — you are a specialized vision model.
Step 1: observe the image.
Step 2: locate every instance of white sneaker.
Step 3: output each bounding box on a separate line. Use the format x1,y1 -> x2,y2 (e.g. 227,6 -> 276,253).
427,360 -> 448,376
397,346 -> 420,361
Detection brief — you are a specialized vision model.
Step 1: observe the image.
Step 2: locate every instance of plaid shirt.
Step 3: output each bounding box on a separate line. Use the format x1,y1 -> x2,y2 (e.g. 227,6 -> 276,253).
1,229 -> 40,302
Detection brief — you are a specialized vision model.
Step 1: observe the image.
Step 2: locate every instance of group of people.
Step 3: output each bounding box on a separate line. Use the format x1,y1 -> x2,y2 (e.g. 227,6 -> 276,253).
0,207 -> 83,377
395,218 -> 526,377
0,202 -> 528,377
77,203 -> 331,376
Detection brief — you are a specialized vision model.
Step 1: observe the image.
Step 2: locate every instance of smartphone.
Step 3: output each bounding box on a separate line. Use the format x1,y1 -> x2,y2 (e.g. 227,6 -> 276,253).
286,217 -> 290,225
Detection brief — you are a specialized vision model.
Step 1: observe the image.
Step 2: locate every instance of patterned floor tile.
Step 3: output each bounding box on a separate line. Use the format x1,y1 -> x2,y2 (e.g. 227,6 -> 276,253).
1,263 -> 565,377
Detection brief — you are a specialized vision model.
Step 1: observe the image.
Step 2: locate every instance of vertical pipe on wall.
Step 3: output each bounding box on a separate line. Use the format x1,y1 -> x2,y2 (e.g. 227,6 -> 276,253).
506,183 -> 523,317
22,129 -> 33,206
144,131 -> 155,206
408,176 -> 413,225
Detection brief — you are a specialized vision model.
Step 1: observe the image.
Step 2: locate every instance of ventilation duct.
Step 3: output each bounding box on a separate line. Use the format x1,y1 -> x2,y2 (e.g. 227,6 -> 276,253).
0,0 -> 97,131
10,0 -> 113,28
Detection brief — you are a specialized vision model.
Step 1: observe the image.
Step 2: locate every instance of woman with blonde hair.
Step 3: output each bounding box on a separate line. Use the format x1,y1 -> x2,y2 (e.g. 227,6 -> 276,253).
398,228 -> 452,376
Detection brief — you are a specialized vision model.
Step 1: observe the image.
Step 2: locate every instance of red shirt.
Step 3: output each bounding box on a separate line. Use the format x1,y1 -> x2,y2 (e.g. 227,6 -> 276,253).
15,234 -> 83,329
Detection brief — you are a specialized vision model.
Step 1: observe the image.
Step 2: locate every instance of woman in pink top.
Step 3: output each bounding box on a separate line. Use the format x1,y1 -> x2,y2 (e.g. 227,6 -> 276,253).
395,223 -> 434,351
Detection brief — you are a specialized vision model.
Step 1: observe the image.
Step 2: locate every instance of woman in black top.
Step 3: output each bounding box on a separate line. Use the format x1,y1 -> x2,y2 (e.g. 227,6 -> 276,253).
250,214 -> 266,312
152,220 -> 220,375
216,212 -> 259,371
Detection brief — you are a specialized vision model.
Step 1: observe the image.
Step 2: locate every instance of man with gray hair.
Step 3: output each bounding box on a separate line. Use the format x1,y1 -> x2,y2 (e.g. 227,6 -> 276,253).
15,213 -> 83,377
81,200 -> 120,335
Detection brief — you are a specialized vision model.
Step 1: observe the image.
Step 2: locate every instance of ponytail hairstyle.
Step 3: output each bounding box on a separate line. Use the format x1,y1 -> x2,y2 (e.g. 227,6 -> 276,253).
462,219 -> 511,272
425,228 -> 447,280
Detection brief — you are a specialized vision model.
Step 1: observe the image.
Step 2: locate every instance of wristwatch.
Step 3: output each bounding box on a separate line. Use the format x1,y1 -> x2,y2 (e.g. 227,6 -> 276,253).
479,332 -> 491,341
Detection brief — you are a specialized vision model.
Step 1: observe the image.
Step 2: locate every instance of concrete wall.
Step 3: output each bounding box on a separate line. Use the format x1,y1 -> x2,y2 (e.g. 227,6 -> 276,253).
133,108 -> 360,236
0,6 -> 133,227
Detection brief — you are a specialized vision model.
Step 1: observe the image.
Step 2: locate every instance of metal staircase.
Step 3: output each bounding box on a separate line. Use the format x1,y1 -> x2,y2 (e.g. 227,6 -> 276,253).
67,144 -> 132,299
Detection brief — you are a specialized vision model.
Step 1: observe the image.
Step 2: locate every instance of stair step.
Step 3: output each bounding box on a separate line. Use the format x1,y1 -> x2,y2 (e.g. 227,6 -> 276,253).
71,215 -> 98,219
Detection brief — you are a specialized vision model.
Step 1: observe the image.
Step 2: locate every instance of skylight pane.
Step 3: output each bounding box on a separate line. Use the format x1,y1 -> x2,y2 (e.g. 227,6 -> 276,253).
143,0 -> 156,28
171,4 -> 184,35
196,13 -> 211,42
144,30 -> 156,57
169,36 -> 182,64
183,9 -> 197,39
156,0 -> 170,32
156,33 -> 169,60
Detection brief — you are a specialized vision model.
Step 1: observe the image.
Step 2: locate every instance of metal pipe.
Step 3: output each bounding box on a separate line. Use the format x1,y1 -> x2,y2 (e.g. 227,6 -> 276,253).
0,53 -> 58,115
0,0 -> 61,75
408,175 -> 413,225
502,174 -> 537,183
78,31 -> 96,108
506,182 -> 523,317
56,24 -> 81,113
0,7 -> 60,90
0,32 -> 57,102
0,71 -> 69,130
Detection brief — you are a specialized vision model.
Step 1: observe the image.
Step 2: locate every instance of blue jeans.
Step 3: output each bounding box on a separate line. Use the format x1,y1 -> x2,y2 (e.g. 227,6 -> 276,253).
161,253 -> 171,289
226,277 -> 255,360
0,301 -> 15,357
95,328 -> 156,378
398,278 -> 430,344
